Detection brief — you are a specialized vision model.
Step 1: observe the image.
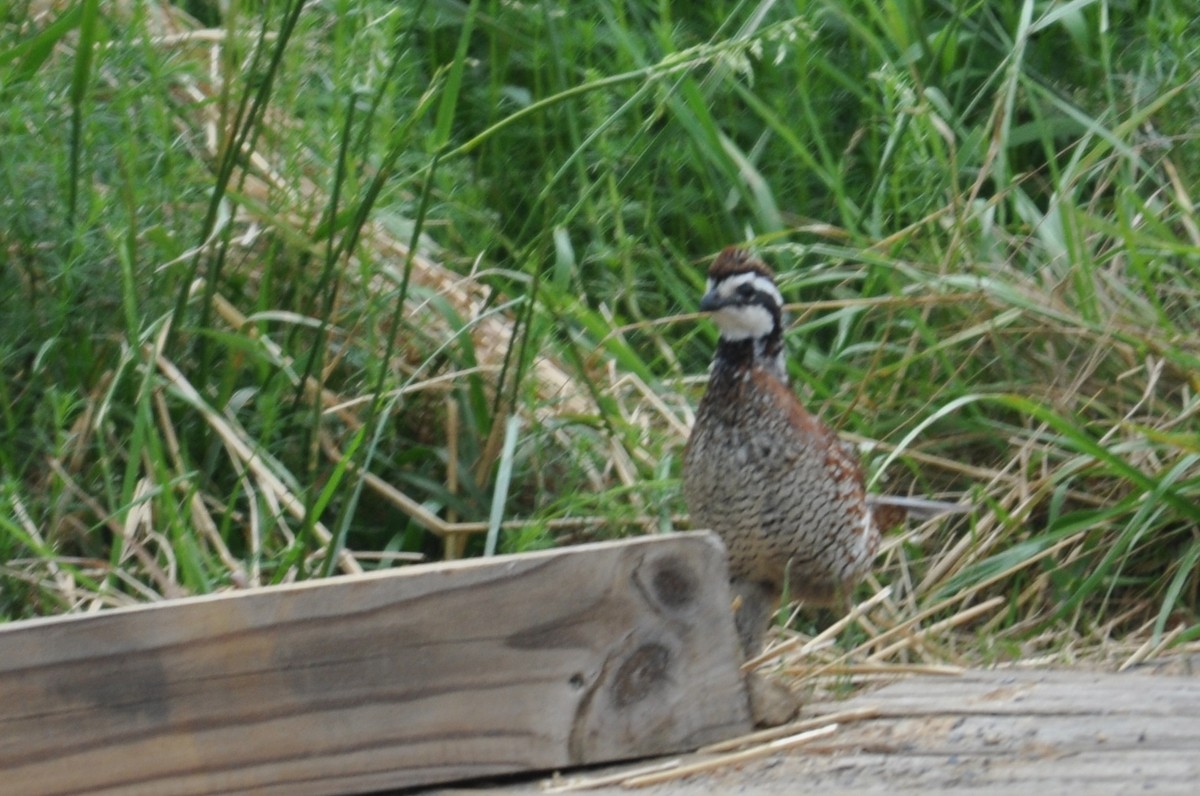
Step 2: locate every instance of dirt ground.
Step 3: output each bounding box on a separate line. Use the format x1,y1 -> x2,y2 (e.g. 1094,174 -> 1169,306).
417,656 -> 1200,795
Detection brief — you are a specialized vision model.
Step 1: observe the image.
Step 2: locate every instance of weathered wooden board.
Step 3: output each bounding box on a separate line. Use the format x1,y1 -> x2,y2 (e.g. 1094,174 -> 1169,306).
426,667 -> 1200,795
0,533 -> 751,796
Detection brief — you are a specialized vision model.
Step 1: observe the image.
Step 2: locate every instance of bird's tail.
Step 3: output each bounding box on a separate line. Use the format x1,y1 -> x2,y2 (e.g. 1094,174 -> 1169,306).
868,494 -> 973,521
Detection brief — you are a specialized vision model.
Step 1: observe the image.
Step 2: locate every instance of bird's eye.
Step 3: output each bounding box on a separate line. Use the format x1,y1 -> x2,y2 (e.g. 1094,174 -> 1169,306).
736,282 -> 756,300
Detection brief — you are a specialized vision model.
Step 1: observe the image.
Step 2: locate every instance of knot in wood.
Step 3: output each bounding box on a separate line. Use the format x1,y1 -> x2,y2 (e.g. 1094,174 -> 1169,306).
650,556 -> 697,609
611,643 -> 671,708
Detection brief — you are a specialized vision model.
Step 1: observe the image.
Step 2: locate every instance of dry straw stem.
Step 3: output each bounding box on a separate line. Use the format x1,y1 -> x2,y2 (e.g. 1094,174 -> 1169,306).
205,268 -> 618,546
4,494 -> 79,608
745,586 -> 896,670
542,759 -> 683,794
1119,623 -> 1189,672
779,594 -> 1005,685
547,724 -> 840,791
698,705 -> 881,753
138,0 -> 629,534
41,458 -> 176,608
622,724 -> 839,787
865,596 -> 1005,662
815,662 -> 967,678
151,333 -> 362,576
316,432 -> 611,539
150,386 -> 244,578
117,479 -> 182,599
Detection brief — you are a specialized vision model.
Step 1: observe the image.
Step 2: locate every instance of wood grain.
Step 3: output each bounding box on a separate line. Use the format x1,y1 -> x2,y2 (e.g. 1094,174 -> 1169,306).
428,667 -> 1200,795
0,533 -> 751,796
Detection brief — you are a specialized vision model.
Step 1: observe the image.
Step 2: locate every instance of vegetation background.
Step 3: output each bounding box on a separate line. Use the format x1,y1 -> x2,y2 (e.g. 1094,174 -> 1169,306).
2,0 -> 1197,677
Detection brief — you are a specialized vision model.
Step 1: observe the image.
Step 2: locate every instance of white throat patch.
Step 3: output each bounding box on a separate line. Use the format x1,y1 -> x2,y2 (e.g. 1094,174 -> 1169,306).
708,272 -> 783,341
712,304 -> 775,340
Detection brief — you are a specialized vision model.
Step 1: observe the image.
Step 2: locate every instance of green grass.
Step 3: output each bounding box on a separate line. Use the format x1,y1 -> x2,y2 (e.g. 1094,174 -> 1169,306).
2,0 -> 1197,672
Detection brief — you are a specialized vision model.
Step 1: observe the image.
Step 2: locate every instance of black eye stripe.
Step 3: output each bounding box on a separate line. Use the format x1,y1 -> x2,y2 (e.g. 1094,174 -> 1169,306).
722,282 -> 778,309
710,272 -> 784,315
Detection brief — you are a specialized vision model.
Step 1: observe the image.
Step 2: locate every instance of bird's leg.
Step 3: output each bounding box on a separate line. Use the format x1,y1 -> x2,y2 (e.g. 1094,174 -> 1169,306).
730,577 -> 800,727
730,577 -> 779,658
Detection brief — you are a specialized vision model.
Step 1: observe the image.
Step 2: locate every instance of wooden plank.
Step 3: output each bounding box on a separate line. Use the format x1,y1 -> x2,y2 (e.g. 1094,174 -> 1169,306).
428,667 -> 1200,794
0,533 -> 752,796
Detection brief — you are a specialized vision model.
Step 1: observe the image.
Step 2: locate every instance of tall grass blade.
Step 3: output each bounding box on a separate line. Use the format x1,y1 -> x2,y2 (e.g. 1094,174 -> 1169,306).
484,415 -> 522,557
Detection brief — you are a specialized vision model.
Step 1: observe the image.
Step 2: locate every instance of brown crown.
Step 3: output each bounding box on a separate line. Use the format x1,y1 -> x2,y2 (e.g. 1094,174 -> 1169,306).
708,246 -> 775,281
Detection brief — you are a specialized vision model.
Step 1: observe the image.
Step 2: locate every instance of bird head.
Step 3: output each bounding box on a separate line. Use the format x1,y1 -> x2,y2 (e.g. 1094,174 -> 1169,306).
699,247 -> 784,342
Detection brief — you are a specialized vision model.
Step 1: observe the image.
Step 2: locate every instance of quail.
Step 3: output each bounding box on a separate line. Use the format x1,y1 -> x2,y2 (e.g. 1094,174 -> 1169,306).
683,247 -> 963,661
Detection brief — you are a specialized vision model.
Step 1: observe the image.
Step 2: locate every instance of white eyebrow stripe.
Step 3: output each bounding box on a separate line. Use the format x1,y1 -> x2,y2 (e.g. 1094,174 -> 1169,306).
718,271 -> 783,307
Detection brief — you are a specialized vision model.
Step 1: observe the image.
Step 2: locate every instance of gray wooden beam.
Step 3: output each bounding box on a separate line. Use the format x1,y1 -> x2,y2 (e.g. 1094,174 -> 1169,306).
0,532 -> 751,795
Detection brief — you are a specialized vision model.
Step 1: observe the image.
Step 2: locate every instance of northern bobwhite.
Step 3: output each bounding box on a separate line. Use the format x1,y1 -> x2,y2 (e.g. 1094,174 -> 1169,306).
683,247 -> 962,659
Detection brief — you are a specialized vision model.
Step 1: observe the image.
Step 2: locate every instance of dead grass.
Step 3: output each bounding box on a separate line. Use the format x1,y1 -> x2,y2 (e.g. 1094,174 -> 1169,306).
3,1 -> 1196,673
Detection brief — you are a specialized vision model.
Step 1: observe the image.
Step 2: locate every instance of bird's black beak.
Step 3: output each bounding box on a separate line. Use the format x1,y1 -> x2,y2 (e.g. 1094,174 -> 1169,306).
698,291 -> 724,313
